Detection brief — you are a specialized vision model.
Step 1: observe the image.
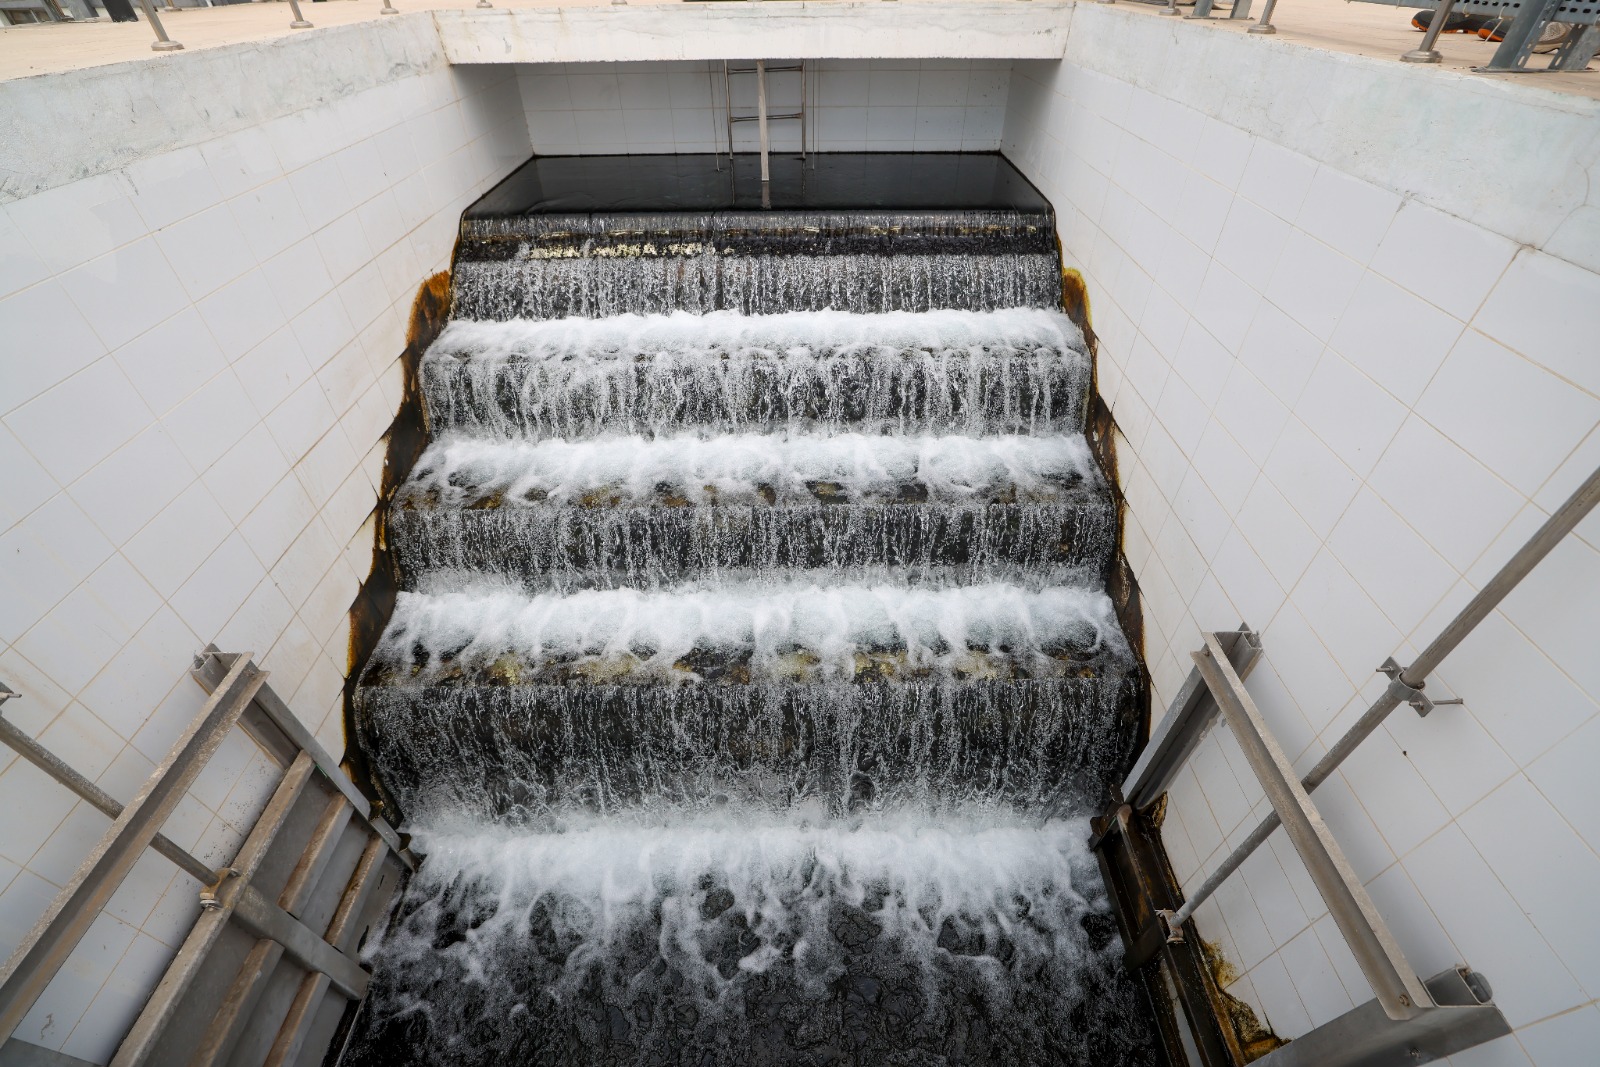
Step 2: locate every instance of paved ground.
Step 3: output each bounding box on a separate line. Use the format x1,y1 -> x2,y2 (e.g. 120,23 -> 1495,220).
2,0 -> 1595,96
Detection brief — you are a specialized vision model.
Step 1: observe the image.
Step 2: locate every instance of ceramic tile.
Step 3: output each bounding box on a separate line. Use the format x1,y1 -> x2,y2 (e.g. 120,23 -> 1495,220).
1328,271 -> 1465,407
4,358 -> 154,487
1404,825 -> 1586,1027
1416,331 -> 1600,498
1264,232 -> 1362,342
1516,1005 -> 1600,1067
1370,200 -> 1517,322
1295,167 -> 1401,266
62,238 -> 191,354
68,424 -> 196,546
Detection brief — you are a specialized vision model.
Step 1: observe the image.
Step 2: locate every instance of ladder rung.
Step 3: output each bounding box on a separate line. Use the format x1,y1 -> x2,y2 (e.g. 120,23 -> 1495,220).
729,113 -> 803,123
726,65 -> 805,74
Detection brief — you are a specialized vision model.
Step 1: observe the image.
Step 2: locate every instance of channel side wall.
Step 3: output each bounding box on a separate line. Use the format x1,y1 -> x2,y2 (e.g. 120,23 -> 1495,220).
1001,5 -> 1600,1062
0,22 -> 530,1061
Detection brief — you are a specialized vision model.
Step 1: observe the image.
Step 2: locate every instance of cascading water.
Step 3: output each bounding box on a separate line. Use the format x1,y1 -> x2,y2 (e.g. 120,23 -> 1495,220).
342,154 -> 1157,1066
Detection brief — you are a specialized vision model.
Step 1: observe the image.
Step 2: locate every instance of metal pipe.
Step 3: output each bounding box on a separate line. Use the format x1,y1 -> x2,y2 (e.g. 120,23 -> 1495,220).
756,59 -> 771,188
1170,463 -> 1600,929
1401,0 -> 1458,61
1248,0 -> 1278,33
0,714 -> 216,886
286,0 -> 311,28
379,0 -> 397,15
134,0 -> 183,50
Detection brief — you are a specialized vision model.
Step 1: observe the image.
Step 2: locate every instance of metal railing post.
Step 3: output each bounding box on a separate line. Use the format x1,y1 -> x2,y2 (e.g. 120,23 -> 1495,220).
379,0 -> 398,15
1164,462 -> 1600,932
1249,0 -> 1279,34
287,0 -> 311,28
1402,0 -> 1458,61
134,0 -> 183,50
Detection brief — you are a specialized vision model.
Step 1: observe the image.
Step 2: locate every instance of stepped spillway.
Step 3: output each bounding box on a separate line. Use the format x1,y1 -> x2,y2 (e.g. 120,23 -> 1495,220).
343,155 -> 1157,1066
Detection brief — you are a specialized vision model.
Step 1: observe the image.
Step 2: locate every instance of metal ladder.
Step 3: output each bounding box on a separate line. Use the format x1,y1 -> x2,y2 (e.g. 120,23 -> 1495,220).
720,60 -> 810,192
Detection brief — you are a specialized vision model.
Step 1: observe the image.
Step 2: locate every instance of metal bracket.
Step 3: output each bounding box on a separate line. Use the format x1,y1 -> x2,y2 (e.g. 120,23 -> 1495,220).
1378,658 -> 1464,717
199,867 -> 239,912
0,682 -> 16,708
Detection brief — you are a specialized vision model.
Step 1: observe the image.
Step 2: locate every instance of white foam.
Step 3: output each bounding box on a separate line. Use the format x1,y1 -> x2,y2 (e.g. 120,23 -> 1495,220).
379,806 -> 1104,997
403,431 -> 1097,507
379,579 -> 1125,682
428,307 -> 1084,364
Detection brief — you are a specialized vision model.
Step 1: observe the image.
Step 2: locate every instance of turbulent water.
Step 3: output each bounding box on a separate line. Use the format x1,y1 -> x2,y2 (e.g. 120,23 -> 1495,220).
340,812 -> 1153,1067
346,200 -> 1154,1066
421,308 -> 1091,440
400,432 -> 1099,508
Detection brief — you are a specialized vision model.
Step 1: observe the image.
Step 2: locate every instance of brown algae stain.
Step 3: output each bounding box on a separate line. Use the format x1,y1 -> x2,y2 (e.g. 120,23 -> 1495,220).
1061,263 -> 1149,758
342,270 -> 453,819
1201,940 -> 1289,1062
1059,266 -> 1097,355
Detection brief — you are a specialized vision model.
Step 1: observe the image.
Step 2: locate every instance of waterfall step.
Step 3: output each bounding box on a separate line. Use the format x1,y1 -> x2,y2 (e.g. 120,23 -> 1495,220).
355,677 -> 1142,826
386,431 -> 1118,583
452,252 -> 1063,319
422,308 -> 1092,438
460,208 -> 1058,260
398,432 -> 1102,510
388,502 -> 1119,586
362,581 -> 1131,688
336,812 -> 1150,1067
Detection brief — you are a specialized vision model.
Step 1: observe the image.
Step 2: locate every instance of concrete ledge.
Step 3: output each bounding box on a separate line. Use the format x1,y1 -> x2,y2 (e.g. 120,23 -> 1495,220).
0,16 -> 446,203
433,2 -> 1074,64
1057,4 -> 1600,270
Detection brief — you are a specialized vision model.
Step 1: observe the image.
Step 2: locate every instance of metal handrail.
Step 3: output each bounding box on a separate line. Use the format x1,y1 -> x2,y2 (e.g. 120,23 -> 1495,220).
1160,461 -> 1600,937
0,649 -> 413,1062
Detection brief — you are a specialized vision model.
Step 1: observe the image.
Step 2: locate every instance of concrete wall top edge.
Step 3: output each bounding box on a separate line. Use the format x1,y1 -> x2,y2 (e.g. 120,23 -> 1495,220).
1053,4 -> 1600,267
432,2 -> 1074,65
0,15 -> 449,204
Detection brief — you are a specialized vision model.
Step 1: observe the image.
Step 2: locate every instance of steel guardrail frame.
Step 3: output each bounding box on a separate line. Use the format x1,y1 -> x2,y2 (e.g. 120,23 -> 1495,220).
0,649 -> 414,1067
1100,463 -> 1600,1064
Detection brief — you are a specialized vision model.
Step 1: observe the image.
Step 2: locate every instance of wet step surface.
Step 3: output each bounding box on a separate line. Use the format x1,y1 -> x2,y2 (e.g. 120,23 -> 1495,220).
344,166 -> 1157,1067
387,430 -> 1117,585
421,311 -> 1091,437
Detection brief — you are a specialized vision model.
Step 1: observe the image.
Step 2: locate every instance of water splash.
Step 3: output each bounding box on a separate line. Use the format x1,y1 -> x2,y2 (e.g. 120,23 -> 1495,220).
400,432 -> 1097,509
422,309 -> 1090,440
368,580 -> 1128,688
388,502 -> 1118,590
340,810 -> 1156,1067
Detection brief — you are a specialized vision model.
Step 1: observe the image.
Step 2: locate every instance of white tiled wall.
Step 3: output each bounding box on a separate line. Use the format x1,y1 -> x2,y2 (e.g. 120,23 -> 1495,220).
519,59 -> 1012,155
0,54 -> 529,1065
1001,10 -> 1600,1064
